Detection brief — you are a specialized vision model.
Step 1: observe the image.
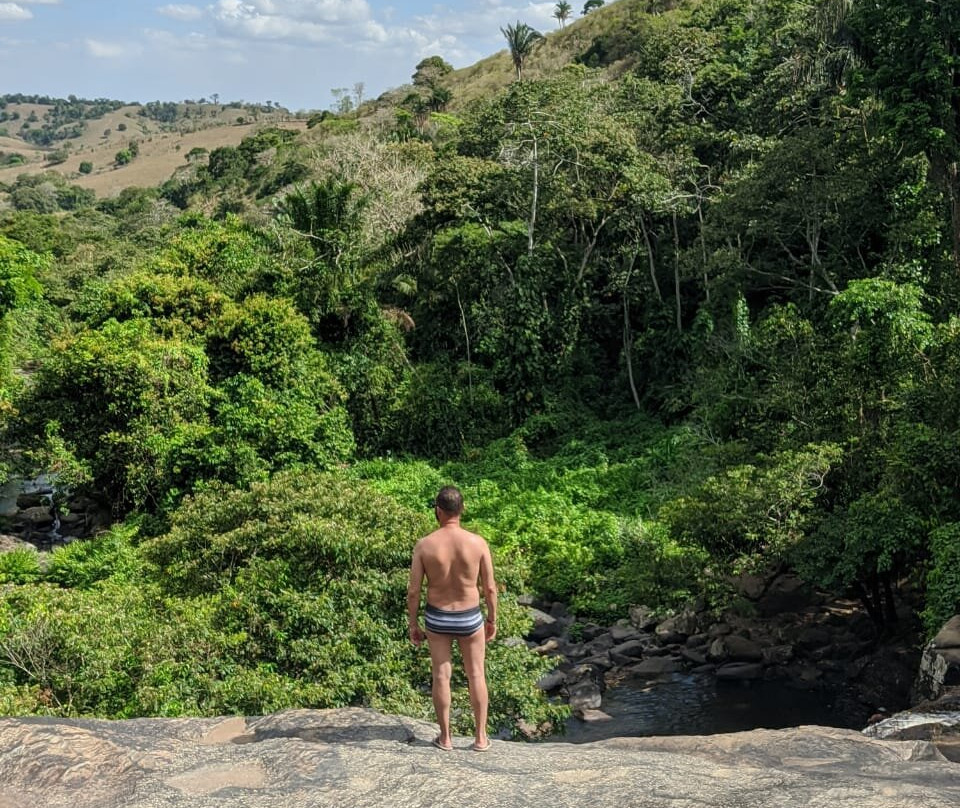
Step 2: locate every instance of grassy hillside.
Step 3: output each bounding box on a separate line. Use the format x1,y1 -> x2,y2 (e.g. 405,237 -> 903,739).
0,97 -> 305,198
441,0 -> 656,107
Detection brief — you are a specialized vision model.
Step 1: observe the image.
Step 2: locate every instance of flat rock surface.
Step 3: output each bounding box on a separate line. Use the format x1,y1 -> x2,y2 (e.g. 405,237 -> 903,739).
1,708 -> 958,808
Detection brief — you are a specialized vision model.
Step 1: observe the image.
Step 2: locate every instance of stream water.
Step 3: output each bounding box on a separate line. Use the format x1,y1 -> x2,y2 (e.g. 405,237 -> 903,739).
553,672 -> 870,743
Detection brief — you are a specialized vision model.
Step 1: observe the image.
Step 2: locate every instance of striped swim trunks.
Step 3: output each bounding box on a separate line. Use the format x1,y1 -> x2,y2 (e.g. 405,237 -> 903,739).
424,604 -> 485,636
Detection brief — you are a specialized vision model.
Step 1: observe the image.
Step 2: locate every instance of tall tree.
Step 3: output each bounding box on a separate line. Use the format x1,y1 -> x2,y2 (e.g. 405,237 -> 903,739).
851,0 -> 960,275
554,1 -> 573,29
582,0 -> 604,12
500,21 -> 543,81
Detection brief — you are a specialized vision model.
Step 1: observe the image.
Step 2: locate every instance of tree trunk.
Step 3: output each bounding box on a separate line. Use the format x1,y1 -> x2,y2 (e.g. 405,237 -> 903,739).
623,253 -> 641,411
930,153 -> 960,274
639,217 -> 662,303
673,211 -> 682,333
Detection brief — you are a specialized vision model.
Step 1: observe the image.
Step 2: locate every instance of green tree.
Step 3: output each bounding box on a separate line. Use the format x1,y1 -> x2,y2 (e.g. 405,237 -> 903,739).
851,0 -> 960,275
582,0 -> 604,13
276,178 -> 370,339
554,1 -> 573,29
19,319 -> 211,514
412,56 -> 453,89
500,21 -> 543,81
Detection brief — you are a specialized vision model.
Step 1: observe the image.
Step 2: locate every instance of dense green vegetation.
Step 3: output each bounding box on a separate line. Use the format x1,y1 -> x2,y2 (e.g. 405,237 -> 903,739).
1,0 -> 959,733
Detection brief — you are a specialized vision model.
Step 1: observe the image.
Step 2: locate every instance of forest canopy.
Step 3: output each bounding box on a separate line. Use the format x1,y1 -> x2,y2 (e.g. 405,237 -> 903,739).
0,0 -> 958,732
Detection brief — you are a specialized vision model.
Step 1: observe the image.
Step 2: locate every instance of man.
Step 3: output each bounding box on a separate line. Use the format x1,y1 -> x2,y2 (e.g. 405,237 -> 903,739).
408,485 -> 497,751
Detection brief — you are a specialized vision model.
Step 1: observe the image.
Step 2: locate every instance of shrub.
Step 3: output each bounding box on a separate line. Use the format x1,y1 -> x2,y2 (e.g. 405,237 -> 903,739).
0,549 -> 42,585
922,523 -> 960,636
78,161 -> 93,174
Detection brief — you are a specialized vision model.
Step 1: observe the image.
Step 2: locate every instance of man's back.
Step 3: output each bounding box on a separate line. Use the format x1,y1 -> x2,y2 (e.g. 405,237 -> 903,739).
416,525 -> 488,610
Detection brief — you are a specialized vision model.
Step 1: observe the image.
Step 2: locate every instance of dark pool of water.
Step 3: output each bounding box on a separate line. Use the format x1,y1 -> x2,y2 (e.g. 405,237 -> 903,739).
553,673 -> 870,743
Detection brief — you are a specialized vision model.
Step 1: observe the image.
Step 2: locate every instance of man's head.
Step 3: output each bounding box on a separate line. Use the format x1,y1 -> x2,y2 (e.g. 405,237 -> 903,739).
434,485 -> 464,517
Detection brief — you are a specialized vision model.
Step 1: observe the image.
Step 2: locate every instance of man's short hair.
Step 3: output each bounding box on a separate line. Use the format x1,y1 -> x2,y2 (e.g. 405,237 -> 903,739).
434,485 -> 464,516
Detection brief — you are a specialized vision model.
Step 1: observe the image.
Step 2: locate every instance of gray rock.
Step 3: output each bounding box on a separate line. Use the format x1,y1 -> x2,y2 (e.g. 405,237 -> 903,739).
0,709 -> 957,807
722,635 -> 764,662
585,633 -> 615,654
685,632 -> 709,648
536,670 -> 566,692
914,616 -> 960,702
577,708 -> 613,723
716,662 -> 764,680
609,639 -> 646,660
657,609 -> 699,640
629,605 -> 658,631
762,644 -> 795,666
15,492 -> 51,509
0,534 -> 36,553
627,656 -> 683,676
680,648 -> 707,666
15,506 -> 55,528
568,679 -> 603,712
864,693 -> 960,763
579,622 -> 607,641
579,653 -> 614,671
609,622 -> 640,643
527,609 -> 562,641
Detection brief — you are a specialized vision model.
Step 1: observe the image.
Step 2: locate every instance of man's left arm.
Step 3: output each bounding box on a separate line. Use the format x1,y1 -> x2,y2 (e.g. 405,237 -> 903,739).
407,545 -> 425,646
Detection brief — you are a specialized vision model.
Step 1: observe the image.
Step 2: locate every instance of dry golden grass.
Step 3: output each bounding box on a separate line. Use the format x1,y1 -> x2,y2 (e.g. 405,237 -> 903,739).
443,0 -> 644,108
0,101 -> 306,197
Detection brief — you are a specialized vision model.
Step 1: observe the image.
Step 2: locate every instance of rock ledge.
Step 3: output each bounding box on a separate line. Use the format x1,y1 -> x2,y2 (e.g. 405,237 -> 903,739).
1,708 -> 958,807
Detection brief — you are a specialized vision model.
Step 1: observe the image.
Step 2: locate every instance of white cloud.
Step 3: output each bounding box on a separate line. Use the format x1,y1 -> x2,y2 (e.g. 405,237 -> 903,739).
85,39 -> 142,59
157,4 -> 203,21
209,0 -> 386,45
0,3 -> 32,21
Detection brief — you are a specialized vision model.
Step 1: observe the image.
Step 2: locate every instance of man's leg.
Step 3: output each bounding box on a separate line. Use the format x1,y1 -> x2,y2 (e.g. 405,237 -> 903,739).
457,628 -> 489,749
426,631 -> 454,748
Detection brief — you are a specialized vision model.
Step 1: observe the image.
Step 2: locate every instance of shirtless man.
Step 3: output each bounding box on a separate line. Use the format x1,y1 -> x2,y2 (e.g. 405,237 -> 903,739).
407,485 -> 497,751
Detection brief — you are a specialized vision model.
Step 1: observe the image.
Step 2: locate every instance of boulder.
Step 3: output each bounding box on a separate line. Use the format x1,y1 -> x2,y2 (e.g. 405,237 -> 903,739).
15,492 -> 50,509
913,616 -> 960,703
709,635 -> 763,662
536,670 -> 566,692
568,679 -> 603,712
629,605 -> 659,631
762,645 -> 795,666
577,708 -> 613,722
610,623 -> 641,643
585,633 -> 615,654
864,691 -> 960,763
655,617 -> 687,644
680,648 -> 707,666
527,609 -> 562,642
716,662 -> 764,681
0,709 -> 958,808
15,506 -> 55,529
627,656 -> 683,676
0,534 -> 37,553
609,639 -> 646,660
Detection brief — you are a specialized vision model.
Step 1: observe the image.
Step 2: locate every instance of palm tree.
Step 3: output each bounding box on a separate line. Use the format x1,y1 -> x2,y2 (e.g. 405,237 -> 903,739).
554,1 -> 573,29
500,21 -> 543,81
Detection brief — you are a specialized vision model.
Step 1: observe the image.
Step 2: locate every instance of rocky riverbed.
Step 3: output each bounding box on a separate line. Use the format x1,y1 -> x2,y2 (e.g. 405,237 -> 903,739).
523,570 -> 922,734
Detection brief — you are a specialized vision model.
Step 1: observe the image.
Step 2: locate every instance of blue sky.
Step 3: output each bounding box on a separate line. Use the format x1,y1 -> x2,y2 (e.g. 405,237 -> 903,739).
0,1 -> 572,111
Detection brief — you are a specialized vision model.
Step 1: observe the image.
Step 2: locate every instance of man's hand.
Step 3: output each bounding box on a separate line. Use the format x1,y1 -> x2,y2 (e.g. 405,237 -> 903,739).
484,620 -> 497,643
409,625 -> 425,646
